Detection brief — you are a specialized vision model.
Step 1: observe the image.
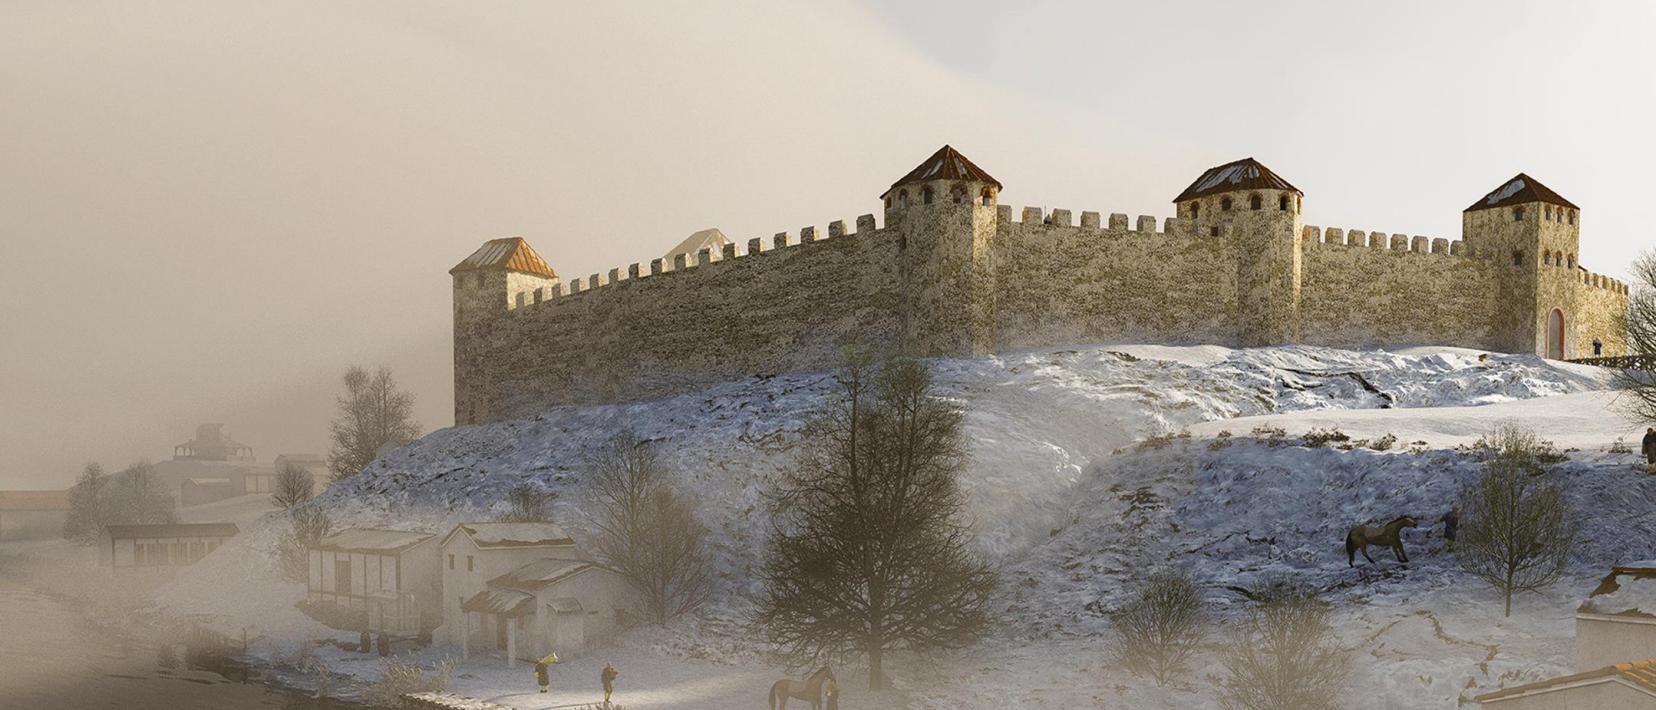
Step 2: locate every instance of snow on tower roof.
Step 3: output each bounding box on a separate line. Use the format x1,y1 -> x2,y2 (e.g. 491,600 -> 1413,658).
663,228 -> 732,261
882,145 -> 1001,199
1464,172 -> 1579,212
1172,157 -> 1301,202
449,237 -> 558,279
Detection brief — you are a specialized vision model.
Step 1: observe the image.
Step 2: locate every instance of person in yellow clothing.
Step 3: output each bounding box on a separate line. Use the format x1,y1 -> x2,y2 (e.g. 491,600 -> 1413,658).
600,662 -> 619,703
533,652 -> 558,694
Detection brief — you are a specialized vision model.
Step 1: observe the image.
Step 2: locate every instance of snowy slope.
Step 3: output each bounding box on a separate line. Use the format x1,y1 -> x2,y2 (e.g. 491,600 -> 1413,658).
155,344 -> 1638,709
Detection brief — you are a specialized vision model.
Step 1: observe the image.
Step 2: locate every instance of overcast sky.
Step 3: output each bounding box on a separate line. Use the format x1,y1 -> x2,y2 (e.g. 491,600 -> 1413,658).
2,0 -> 1652,489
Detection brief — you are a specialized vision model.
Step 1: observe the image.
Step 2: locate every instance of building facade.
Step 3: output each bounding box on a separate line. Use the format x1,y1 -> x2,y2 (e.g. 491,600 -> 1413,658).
451,146 -> 1631,426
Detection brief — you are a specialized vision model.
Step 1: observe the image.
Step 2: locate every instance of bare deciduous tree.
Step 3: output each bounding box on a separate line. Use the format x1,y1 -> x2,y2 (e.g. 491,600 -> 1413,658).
117,460 -> 176,525
586,432 -> 714,624
1456,425 -> 1576,617
1618,251 -> 1656,422
62,462 -> 111,544
272,461 -> 316,509
1111,570 -> 1208,687
757,352 -> 996,690
497,483 -> 553,523
278,506 -> 333,582
328,365 -> 420,482
1219,578 -> 1350,710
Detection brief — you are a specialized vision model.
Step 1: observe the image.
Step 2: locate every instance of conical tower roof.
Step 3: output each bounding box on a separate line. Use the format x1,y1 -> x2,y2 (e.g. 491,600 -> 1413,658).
1464,173 -> 1578,212
882,145 -> 1001,199
450,237 -> 558,279
1173,157 -> 1301,203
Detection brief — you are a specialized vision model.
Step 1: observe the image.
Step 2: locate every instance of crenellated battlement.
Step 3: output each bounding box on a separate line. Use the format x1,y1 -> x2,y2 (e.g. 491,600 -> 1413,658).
1301,225 -> 1465,257
453,145 -> 1633,426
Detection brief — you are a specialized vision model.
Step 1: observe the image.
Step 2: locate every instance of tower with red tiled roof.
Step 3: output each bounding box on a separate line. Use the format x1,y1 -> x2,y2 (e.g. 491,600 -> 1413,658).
449,236 -> 560,423
1462,173 -> 1584,357
882,145 -> 1004,356
1173,157 -> 1306,346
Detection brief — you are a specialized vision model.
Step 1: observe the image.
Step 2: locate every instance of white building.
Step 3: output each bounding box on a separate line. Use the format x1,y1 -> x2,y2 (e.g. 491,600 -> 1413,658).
1475,658 -> 1656,709
99,523 -> 238,570
306,528 -> 440,637
1577,563 -> 1656,670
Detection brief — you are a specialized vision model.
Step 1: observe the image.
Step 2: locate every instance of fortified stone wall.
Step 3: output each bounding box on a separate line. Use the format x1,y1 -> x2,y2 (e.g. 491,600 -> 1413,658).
1298,225 -> 1501,350
454,217 -> 904,423
992,208 -> 1239,349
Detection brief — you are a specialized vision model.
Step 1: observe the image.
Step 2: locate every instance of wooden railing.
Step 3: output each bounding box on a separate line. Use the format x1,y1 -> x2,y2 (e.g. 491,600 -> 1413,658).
1566,354 -> 1656,370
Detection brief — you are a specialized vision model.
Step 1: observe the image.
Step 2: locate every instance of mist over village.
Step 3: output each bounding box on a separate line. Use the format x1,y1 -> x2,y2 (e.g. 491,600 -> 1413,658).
7,2 -> 1656,709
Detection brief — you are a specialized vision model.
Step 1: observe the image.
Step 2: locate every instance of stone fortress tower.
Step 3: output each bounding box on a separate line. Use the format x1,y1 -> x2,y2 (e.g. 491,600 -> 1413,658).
449,146 -> 1630,426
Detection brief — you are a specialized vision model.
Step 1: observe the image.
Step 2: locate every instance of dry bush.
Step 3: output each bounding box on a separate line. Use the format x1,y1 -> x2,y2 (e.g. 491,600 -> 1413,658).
361,654 -> 454,706
271,462 -> 316,509
1368,433 -> 1398,451
277,507 -> 332,583
1110,570 -> 1208,686
498,483 -> 554,523
1301,428 -> 1350,449
586,432 -> 715,624
1208,430 -> 1234,450
1218,579 -> 1349,710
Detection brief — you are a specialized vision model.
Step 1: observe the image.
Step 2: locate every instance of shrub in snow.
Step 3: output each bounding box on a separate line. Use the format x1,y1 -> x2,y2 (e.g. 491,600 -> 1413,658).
1218,578 -> 1349,710
1300,428 -> 1350,449
585,432 -> 715,624
1109,570 -> 1208,686
498,483 -> 554,523
1367,433 -> 1398,451
361,654 -> 455,707
1455,425 -> 1576,617
277,506 -> 332,583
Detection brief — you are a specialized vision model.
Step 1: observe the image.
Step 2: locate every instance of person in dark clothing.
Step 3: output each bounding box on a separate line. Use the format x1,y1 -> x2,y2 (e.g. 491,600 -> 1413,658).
1643,428 -> 1656,469
1442,507 -> 1459,551
359,629 -> 372,654
601,662 -> 619,704
376,630 -> 389,657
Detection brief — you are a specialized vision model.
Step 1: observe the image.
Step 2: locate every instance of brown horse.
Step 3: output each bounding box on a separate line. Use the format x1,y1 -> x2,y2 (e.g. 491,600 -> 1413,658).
769,665 -> 835,710
1346,516 -> 1418,566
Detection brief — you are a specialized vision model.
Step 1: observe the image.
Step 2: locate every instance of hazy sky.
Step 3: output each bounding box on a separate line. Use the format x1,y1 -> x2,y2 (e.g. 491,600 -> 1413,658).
3,0 -> 1652,489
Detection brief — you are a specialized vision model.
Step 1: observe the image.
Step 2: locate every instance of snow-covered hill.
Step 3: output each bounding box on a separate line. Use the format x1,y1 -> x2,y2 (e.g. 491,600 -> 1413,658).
160,344 -> 1648,709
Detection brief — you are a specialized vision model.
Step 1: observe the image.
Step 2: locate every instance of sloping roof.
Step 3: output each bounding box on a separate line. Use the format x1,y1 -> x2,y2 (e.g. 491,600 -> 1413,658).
449,237 -> 558,279
488,559 -> 594,591
1465,173 -> 1579,212
882,145 -> 1002,199
461,588 -> 535,617
1578,564 -> 1656,618
1173,157 -> 1301,202
664,228 -> 732,262
1475,658 -> 1656,703
184,477 -> 233,486
313,527 -> 434,554
105,523 -> 239,539
0,490 -> 69,511
442,522 -> 575,550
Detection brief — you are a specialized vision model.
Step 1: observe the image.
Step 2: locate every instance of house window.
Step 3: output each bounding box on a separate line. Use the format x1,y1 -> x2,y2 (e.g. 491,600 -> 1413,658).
467,556 -> 474,572
1513,206 -> 1524,222
448,554 -> 454,570
335,558 -> 352,595
1221,197 -> 1233,211
133,543 -> 146,566
1279,195 -> 1288,211
1249,194 -> 1262,210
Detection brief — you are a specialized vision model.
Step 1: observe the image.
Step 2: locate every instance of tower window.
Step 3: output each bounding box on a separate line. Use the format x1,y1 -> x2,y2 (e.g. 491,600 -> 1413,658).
981,187 -> 994,207
1569,210 -> 1576,225
475,273 -> 484,288
898,189 -> 908,207
1513,250 -> 1525,267
1279,195 -> 1289,211
950,185 -> 966,204
1190,202 -> 1200,219
884,196 -> 892,208
1568,254 -> 1575,268
1209,226 -> 1219,237
1249,194 -> 1262,210
1543,252 -> 1551,266
1544,206 -> 1552,221
922,186 -> 934,205
1513,206 -> 1524,222
1221,197 -> 1233,211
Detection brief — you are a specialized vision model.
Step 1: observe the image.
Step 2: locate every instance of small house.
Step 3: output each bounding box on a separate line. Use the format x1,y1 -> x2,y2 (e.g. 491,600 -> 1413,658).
438,522 -> 582,655
1577,563 -> 1656,670
99,523 -> 238,569
472,557 -> 638,665
180,477 -> 237,507
0,490 -> 70,541
1475,658 -> 1656,709
306,528 -> 440,637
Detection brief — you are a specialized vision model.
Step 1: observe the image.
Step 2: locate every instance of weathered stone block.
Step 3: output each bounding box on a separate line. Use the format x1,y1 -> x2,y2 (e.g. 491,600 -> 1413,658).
1080,211 -> 1100,228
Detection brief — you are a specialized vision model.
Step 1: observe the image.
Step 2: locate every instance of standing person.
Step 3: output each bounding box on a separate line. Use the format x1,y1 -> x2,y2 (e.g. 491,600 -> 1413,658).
601,661 -> 619,704
533,651 -> 558,694
1442,507 -> 1459,551
1644,428 -> 1656,471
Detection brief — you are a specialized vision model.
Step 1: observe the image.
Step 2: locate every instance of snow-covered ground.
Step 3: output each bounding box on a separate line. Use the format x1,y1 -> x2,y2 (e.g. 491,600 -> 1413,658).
154,344 -> 1651,708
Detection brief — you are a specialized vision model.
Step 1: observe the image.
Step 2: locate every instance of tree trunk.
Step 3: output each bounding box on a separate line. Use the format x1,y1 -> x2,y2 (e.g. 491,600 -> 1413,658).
868,645 -> 884,690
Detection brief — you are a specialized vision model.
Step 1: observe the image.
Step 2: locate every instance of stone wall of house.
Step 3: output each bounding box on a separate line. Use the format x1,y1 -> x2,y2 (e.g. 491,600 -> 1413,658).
1297,226 -> 1501,350
453,217 -> 905,424
991,208 -> 1239,349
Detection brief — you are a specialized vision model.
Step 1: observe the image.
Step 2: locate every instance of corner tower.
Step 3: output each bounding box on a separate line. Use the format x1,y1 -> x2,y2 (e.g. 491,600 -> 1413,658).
881,145 -> 1003,356
449,237 -> 559,425
1173,157 -> 1304,346
1462,174 -> 1581,357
